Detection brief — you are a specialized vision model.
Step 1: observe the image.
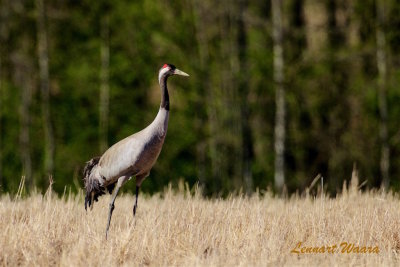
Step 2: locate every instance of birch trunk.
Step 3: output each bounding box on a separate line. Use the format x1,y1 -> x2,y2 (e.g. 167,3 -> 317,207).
12,47 -> 33,188
376,0 -> 389,190
272,0 -> 285,191
36,0 -> 55,176
99,13 -> 110,153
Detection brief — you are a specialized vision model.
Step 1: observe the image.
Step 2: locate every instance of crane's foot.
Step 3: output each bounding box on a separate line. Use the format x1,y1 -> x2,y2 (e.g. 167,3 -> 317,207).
105,203 -> 115,240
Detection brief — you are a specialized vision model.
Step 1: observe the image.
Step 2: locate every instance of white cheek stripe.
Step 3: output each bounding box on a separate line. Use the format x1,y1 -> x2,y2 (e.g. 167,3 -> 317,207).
158,67 -> 170,83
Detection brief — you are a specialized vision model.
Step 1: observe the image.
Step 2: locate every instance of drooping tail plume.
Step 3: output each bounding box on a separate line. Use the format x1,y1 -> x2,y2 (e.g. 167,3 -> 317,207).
83,156 -> 105,210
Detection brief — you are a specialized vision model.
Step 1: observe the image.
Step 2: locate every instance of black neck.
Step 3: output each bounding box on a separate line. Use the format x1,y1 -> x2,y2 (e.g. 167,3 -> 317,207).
160,75 -> 170,111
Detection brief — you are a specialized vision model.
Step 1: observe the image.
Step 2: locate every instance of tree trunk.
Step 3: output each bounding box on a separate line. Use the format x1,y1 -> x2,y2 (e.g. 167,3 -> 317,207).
193,0 -> 222,193
36,0 -> 55,176
0,0 -> 8,188
220,2 -> 242,191
191,0 -> 209,190
376,0 -> 389,190
19,63 -> 33,188
237,0 -> 253,195
272,0 -> 285,191
325,0 -> 349,190
99,12 -> 110,153
11,46 -> 33,189
0,54 -> 2,188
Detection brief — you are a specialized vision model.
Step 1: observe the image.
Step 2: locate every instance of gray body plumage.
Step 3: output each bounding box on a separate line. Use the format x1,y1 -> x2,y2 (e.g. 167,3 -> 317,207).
94,108 -> 168,186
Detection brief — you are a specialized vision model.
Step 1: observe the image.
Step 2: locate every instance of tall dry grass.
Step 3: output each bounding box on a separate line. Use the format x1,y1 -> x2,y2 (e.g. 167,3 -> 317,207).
1,175 -> 400,266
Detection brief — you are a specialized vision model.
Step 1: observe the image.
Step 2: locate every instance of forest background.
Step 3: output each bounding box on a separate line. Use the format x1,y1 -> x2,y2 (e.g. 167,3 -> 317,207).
1,0 -> 400,196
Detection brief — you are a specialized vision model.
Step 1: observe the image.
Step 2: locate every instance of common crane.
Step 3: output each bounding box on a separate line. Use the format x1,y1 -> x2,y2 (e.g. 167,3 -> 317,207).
83,64 -> 189,238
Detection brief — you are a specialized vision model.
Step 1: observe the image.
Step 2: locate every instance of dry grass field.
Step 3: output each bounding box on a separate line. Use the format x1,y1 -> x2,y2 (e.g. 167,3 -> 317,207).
1,176 -> 400,266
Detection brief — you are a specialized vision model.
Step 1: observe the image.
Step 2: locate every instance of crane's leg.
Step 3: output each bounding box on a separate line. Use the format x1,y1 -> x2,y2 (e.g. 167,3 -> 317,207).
105,185 -> 120,239
133,173 -> 148,217
105,176 -> 129,239
133,185 -> 140,217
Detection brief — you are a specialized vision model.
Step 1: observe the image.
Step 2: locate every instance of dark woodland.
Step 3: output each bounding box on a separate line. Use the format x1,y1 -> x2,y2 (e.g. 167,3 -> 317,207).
1,0 -> 400,196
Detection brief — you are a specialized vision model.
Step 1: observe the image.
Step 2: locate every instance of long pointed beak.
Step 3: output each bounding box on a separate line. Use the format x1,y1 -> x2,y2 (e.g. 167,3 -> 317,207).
173,68 -> 189,77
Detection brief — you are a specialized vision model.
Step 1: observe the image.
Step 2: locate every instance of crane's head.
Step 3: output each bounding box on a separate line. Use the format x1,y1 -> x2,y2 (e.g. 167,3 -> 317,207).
158,63 -> 189,83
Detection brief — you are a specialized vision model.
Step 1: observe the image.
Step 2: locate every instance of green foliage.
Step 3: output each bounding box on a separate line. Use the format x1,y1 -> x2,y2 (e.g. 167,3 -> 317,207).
1,0 -> 400,195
